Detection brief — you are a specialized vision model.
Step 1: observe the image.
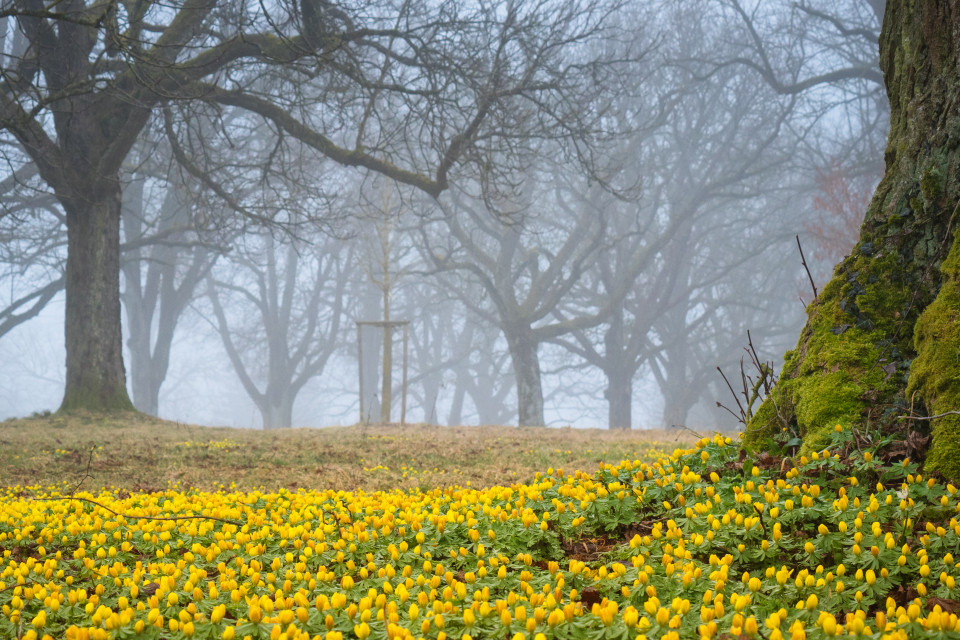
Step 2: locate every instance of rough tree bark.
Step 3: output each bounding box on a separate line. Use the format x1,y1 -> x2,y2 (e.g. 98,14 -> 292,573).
60,179 -> 135,412
603,307 -> 633,430
504,329 -> 545,427
746,0 -> 960,481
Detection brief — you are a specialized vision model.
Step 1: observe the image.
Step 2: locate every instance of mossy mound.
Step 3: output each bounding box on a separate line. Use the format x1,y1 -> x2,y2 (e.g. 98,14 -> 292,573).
744,242 -> 917,454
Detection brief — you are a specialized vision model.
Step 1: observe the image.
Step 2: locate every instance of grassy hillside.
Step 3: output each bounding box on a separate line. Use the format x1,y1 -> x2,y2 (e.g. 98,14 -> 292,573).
0,413 -> 695,492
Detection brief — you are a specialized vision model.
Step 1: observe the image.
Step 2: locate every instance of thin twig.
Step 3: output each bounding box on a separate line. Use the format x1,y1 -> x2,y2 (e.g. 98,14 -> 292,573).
717,365 -> 747,423
897,410 -> 960,421
745,331 -> 773,394
0,581 -> 40,594
739,357 -> 751,417
715,401 -> 744,423
672,424 -> 704,440
34,496 -> 244,527
796,235 -> 818,301
68,444 -> 96,497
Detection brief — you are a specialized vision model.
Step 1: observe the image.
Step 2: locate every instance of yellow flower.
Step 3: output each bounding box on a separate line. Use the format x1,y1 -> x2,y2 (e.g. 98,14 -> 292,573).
31,611 -> 46,629
821,615 -> 837,636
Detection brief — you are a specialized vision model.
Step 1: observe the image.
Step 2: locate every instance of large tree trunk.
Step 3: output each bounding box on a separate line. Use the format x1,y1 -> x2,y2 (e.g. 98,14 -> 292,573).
746,0 -> 960,481
448,383 -> 466,426
259,395 -> 294,430
59,180 -> 135,413
606,371 -> 633,430
505,329 -> 545,426
603,305 -> 633,429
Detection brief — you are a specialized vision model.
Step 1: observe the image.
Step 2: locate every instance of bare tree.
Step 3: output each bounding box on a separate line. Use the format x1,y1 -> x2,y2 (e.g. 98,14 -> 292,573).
422,170 -> 630,426
120,161 -> 221,416
355,184 -> 419,423
548,2 -> 803,429
0,172 -> 64,338
0,0 -> 629,413
206,230 -> 349,429
446,321 -> 515,426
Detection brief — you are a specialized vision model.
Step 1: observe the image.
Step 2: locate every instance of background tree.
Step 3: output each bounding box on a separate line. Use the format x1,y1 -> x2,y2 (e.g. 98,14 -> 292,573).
0,167 -> 64,338
120,150 -> 223,416
0,0 -> 628,413
355,184 -> 417,424
550,2 -> 805,430
206,229 -> 349,429
422,175 -> 621,426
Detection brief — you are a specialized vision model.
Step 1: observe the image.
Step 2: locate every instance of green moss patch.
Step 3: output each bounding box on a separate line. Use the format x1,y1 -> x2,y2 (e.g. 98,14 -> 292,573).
908,230 -> 960,482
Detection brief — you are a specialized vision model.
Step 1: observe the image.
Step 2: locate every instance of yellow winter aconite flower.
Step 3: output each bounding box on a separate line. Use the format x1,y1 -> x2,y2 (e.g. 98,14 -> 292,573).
1,428 -> 958,640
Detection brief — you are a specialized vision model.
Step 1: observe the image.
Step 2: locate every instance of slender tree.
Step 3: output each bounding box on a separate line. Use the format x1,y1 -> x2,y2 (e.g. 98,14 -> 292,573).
423,178 -> 617,426
120,167 -> 220,416
207,231 -> 349,429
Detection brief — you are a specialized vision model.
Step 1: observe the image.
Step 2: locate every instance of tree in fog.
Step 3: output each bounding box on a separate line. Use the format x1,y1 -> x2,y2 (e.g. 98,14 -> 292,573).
207,230 -> 348,429
394,278 -> 515,425
0,0 -> 628,413
354,185 -> 419,424
355,186 -> 519,426
444,319 -> 515,425
0,167 -> 63,338
544,2 -> 804,429
1,128 -> 242,418
422,170 -> 634,427
119,145 -> 225,416
649,0 -> 887,429
712,0 -> 887,204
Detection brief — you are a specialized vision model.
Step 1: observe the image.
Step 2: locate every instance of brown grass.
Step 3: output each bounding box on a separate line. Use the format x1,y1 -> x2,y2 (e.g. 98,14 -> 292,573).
0,412 -> 705,493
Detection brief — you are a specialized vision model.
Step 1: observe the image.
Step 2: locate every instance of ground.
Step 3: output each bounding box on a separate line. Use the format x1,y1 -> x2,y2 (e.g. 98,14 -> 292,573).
0,413 -> 696,492
2,416 -> 960,640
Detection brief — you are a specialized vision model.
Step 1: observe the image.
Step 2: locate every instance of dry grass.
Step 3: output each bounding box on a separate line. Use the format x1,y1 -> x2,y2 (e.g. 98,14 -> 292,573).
0,412 -> 704,492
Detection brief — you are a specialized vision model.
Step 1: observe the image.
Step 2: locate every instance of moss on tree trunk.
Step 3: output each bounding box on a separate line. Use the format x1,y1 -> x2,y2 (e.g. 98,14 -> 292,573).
746,0 -> 960,479
907,229 -> 960,479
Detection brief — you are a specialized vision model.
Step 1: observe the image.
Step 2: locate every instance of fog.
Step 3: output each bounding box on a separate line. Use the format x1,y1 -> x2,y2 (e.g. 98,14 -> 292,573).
0,0 -> 886,430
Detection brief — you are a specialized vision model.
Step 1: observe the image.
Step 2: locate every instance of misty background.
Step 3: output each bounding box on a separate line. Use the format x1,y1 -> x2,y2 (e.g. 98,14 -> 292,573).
0,0 -> 886,430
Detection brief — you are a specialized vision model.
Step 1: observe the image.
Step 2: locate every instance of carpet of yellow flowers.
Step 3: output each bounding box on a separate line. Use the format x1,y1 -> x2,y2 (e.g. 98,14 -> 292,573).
2,424 -> 959,640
